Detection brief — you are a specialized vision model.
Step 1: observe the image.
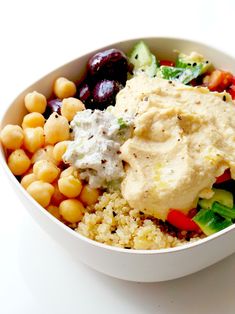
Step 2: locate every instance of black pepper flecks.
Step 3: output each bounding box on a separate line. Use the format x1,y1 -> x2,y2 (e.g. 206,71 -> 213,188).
177,115 -> 182,120
69,127 -> 73,133
55,114 -> 58,118
135,54 -> 138,60
88,135 -> 94,139
169,80 -> 172,84
133,153 -> 137,158
193,62 -> 197,66
113,211 -> 117,217
101,159 -> 107,164
223,95 -> 226,101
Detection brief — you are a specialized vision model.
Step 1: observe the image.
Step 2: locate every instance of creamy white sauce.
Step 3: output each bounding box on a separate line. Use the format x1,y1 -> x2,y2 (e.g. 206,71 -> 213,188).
63,109 -> 133,188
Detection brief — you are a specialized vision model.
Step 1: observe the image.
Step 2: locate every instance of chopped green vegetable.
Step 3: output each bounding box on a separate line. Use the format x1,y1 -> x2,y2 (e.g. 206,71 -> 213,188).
129,41 -> 152,69
198,188 -> 233,210
117,117 -> 127,129
193,209 -> 232,236
157,65 -> 202,84
157,51 -> 212,84
211,202 -> 235,220
116,117 -> 133,144
143,54 -> 158,77
176,51 -> 212,75
128,41 -> 159,77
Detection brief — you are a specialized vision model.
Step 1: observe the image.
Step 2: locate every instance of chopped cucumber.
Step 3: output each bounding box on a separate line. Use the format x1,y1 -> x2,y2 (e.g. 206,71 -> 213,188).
176,51 -> 212,75
212,202 -> 235,220
128,41 -> 158,77
193,209 -> 232,236
198,188 -> 233,210
129,41 -> 152,69
157,65 -> 201,84
144,54 -> 158,77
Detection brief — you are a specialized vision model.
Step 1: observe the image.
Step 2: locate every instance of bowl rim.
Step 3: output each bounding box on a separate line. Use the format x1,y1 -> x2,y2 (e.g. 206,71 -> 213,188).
1,36 -> 235,255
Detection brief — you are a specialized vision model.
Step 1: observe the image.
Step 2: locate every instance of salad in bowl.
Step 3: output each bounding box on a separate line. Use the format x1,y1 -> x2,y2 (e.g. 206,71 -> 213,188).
1,37 -> 235,281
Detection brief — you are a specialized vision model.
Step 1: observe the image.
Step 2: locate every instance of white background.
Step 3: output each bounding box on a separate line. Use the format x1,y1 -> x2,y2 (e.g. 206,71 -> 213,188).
0,0 -> 235,313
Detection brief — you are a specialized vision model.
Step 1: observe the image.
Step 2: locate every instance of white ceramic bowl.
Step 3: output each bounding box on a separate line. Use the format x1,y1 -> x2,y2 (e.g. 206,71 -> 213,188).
1,37 -> 235,282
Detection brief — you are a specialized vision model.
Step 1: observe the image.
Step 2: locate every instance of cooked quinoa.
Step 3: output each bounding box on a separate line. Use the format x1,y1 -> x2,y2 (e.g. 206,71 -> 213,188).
76,192 -> 204,250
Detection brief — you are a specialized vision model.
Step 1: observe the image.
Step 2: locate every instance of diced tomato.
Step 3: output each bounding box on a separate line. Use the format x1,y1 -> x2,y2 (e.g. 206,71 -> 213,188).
167,209 -> 200,231
215,169 -> 231,184
203,70 -> 233,92
227,84 -> 235,100
160,60 -> 175,67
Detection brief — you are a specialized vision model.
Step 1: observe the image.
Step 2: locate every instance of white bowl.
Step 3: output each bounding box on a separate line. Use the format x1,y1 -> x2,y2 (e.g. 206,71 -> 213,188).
1,37 -> 235,282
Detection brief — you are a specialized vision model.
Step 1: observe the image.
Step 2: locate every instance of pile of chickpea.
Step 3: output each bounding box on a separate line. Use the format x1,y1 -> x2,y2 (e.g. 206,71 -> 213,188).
0,77 -> 100,225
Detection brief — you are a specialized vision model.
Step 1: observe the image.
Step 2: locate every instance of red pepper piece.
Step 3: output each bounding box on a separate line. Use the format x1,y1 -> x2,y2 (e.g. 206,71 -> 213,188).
227,84 -> 235,100
203,70 -> 233,92
167,209 -> 200,231
215,169 -> 231,184
160,60 -> 175,67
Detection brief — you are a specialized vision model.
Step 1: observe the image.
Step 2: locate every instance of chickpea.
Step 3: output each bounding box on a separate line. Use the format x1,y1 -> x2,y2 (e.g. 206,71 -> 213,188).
60,166 -> 79,178
54,77 -> 76,99
23,127 -> 44,153
31,145 -> 59,165
51,182 -> 66,206
0,124 -> 24,150
44,113 -> 70,144
8,149 -> 31,175
53,141 -> 70,163
33,159 -> 60,183
80,185 -> 99,206
24,91 -> 47,113
61,97 -> 85,121
59,199 -> 84,223
47,205 -> 61,220
27,180 -> 54,208
58,175 -> 82,198
22,112 -> 45,129
21,173 -> 37,189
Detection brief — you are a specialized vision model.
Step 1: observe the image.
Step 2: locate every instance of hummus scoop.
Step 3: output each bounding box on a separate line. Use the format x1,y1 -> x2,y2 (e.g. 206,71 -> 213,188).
114,75 -> 235,220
